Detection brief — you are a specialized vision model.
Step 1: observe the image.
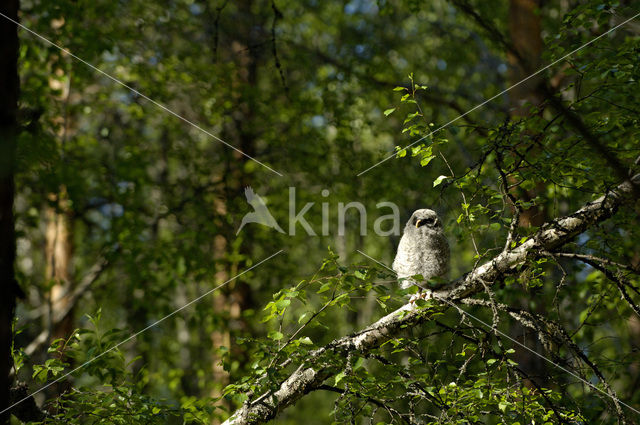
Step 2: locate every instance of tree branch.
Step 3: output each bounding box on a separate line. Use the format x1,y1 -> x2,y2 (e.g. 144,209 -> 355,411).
222,174 -> 639,425
550,253 -> 640,318
316,384 -> 410,424
287,41 -> 488,137
461,298 -> 628,421
449,0 -> 525,66
538,83 -> 640,199
24,256 -> 110,356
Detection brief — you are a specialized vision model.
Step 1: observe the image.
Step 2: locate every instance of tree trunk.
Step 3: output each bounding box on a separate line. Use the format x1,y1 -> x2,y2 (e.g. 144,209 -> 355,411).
208,1 -> 259,421
0,1 -> 20,422
507,0 -> 551,385
508,0 -> 543,112
45,189 -> 74,344
43,189 -> 74,401
45,70 -> 76,348
508,0 -> 545,228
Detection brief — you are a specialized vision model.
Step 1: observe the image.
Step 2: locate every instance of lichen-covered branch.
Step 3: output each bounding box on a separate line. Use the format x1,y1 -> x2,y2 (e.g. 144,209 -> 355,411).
222,175 -> 639,425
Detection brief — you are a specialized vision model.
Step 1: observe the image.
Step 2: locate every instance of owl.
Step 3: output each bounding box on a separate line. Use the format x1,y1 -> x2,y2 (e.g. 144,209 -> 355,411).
392,209 -> 450,296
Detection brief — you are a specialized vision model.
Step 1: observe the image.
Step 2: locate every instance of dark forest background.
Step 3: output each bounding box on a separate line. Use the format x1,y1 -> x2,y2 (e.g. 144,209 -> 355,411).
1,0 -> 640,423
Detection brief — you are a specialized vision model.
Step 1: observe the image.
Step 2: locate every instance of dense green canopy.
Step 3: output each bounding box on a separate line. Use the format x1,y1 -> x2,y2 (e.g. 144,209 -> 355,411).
1,0 -> 639,423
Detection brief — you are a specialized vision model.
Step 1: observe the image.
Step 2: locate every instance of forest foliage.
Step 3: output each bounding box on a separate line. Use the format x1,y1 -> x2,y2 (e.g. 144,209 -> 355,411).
2,0 -> 640,424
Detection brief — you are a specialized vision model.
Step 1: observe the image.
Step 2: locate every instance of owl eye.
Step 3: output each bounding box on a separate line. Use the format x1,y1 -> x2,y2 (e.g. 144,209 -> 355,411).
415,217 -> 436,228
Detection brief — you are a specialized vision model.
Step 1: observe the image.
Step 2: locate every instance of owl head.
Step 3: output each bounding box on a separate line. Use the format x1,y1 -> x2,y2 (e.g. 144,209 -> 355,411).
405,209 -> 442,234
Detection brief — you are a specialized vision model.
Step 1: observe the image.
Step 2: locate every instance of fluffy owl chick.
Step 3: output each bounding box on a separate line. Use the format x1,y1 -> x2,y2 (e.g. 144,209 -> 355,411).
392,209 -> 450,295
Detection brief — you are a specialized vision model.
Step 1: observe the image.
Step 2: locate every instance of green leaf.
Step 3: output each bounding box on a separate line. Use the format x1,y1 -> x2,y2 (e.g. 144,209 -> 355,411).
268,331 -> 284,340
420,155 -> 435,167
275,299 -> 290,312
383,108 -> 396,116
317,281 -> 332,293
333,293 -> 350,306
298,312 -> 312,324
433,175 -> 448,187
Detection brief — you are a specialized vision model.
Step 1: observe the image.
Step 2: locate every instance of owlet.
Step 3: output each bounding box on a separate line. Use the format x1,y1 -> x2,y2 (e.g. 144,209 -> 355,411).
392,209 -> 450,295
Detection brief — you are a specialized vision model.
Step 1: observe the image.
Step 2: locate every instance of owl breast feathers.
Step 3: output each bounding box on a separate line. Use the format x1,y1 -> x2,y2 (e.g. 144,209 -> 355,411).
392,209 -> 450,290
